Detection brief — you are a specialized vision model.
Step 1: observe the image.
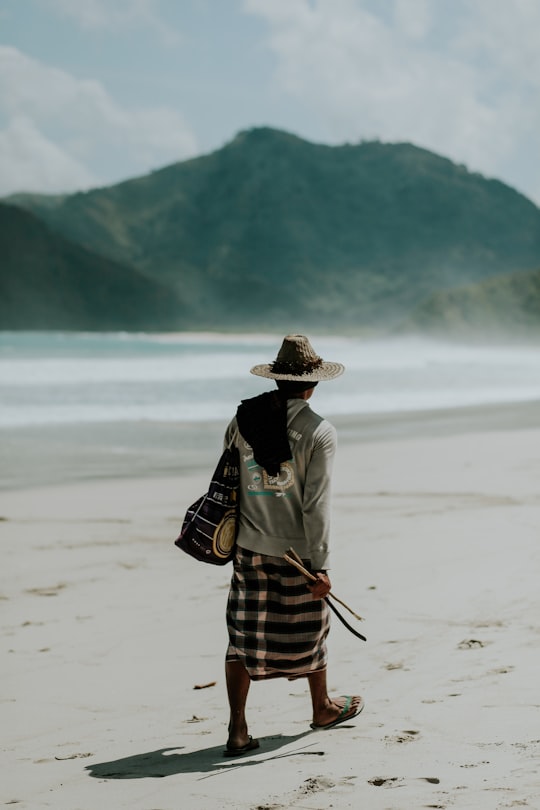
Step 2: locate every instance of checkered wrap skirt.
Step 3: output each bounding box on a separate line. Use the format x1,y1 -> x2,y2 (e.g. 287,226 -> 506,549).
226,547 -> 330,681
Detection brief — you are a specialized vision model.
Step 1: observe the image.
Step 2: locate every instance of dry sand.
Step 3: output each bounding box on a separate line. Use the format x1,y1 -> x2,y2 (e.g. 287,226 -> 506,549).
2,403 -> 540,809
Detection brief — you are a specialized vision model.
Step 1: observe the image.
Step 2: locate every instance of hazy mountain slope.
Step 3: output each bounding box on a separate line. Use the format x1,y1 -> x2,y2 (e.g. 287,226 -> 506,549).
0,203 -> 185,330
8,127 -> 540,331
401,267 -> 540,337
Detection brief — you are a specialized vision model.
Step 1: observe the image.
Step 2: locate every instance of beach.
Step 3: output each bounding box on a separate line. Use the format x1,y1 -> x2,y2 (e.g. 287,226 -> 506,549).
2,402 -> 540,809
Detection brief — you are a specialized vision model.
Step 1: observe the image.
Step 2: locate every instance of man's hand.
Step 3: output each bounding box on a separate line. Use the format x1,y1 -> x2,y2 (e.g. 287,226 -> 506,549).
308,572 -> 331,600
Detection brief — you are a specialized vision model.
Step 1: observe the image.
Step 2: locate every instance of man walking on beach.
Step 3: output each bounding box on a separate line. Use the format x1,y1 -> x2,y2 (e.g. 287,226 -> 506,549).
222,335 -> 363,756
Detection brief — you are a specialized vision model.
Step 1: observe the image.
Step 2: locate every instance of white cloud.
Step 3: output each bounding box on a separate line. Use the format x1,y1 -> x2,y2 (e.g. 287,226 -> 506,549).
244,0 -> 540,202
0,116 -> 97,195
455,0 -> 540,81
40,0 -> 180,45
0,47 -> 198,195
393,0 -> 432,41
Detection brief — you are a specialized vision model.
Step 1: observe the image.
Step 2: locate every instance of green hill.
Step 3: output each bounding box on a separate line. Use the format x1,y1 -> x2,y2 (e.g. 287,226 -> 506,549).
0,203 -> 184,330
7,127 -> 540,332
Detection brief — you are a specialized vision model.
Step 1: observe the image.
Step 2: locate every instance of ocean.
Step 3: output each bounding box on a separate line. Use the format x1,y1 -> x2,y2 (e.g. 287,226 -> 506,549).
1,331 -> 540,428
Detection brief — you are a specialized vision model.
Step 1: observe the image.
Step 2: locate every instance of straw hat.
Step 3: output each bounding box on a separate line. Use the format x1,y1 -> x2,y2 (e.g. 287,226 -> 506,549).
250,334 -> 345,382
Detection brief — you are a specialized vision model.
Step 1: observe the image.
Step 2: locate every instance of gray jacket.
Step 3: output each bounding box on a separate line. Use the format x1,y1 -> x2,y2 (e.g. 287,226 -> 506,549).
224,398 -> 336,570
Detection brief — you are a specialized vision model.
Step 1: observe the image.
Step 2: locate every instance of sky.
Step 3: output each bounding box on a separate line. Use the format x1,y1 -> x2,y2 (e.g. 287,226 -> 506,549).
1,0 -> 539,204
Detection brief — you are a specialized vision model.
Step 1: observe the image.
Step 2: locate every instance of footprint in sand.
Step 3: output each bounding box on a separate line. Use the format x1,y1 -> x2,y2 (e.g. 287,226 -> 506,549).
384,661 -> 407,670
460,760 -> 490,768
457,638 -> 487,649
26,584 -> 67,597
385,729 -> 420,744
300,776 -> 336,794
369,776 -> 404,788
369,776 -> 440,788
253,805 -> 282,810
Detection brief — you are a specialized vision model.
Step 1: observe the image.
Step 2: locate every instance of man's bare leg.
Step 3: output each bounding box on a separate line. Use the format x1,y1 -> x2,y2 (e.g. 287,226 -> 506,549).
225,659 -> 252,748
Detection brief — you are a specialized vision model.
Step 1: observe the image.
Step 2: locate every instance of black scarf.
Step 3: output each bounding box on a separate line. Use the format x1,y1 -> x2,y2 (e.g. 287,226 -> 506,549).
236,391 -> 290,476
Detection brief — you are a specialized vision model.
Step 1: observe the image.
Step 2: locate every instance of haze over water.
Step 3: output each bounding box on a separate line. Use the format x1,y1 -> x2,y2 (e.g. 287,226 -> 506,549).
1,332 -> 539,428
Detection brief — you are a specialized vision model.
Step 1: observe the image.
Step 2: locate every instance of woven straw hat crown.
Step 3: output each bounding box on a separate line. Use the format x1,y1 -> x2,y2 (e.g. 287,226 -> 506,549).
250,334 -> 345,382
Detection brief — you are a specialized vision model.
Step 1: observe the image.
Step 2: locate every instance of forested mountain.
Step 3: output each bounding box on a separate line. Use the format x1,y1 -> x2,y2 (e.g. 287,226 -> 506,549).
6,127 -> 540,333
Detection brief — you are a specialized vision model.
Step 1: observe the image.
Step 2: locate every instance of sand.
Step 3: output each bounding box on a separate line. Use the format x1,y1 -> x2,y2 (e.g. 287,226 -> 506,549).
2,403 -> 540,809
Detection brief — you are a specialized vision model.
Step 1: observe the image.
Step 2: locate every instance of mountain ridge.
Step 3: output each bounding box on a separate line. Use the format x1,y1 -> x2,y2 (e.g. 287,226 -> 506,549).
5,127 -> 540,333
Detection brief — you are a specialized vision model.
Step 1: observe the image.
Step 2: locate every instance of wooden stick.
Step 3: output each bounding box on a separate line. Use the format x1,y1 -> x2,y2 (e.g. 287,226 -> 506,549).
325,591 -> 364,622
283,553 -> 317,582
284,549 -> 364,622
287,545 -> 312,570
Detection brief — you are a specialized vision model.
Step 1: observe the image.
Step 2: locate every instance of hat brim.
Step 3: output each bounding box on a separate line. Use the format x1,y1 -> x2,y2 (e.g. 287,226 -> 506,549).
250,361 -> 345,382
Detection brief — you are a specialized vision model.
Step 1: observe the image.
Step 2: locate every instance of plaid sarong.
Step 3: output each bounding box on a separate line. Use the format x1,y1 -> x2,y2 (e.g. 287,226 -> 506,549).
226,547 -> 330,681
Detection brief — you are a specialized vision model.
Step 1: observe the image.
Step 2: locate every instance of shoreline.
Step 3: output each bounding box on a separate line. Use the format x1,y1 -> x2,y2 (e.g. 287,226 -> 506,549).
2,398 -> 540,491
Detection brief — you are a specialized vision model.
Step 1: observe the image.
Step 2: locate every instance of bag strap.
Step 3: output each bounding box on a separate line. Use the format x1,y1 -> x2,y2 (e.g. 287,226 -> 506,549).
225,425 -> 239,452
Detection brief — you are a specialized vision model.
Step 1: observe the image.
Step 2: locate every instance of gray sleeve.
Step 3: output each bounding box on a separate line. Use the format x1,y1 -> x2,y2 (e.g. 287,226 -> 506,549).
301,420 -> 337,570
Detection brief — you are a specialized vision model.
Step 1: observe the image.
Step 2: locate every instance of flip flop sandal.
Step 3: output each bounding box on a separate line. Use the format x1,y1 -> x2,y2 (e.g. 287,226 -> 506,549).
310,695 -> 364,730
223,736 -> 260,757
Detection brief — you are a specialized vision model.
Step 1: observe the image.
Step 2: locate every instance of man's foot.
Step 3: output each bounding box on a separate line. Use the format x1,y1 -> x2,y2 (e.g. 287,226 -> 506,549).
223,736 -> 260,757
310,695 -> 364,730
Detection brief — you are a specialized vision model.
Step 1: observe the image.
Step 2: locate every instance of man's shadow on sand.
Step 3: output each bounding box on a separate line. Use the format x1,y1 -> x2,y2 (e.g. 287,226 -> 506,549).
86,731 -> 330,779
